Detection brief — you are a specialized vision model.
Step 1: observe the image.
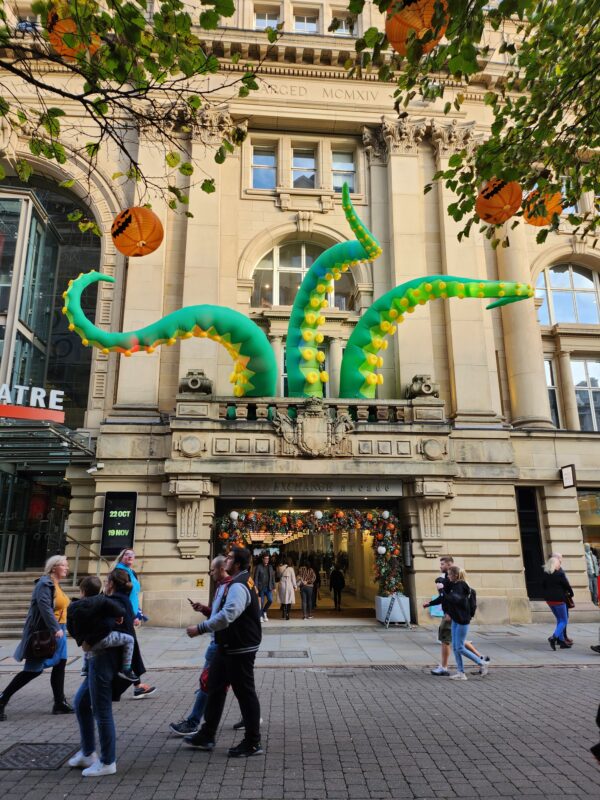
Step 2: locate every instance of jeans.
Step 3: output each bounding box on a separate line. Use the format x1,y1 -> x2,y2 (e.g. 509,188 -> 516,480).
548,602 -> 568,641
188,641 -> 217,726
451,621 -> 484,673
199,647 -> 261,746
332,587 -> 342,609
589,573 -> 598,606
258,588 -> 273,614
74,651 -> 116,765
300,585 -> 313,617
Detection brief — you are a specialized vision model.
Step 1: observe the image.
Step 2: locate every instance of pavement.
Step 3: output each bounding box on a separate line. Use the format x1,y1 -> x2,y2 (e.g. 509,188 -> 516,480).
0,621 -> 599,798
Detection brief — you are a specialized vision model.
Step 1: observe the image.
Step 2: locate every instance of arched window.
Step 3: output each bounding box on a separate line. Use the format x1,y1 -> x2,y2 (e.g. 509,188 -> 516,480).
536,264 -> 600,325
251,241 -> 355,310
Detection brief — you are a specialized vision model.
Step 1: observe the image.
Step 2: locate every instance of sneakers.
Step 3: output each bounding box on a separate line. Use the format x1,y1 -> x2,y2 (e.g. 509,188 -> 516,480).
82,760 -> 117,777
591,645 -> 600,654
132,683 -> 156,699
449,672 -> 467,680
169,720 -> 199,736
68,750 -> 97,768
233,717 -> 263,730
228,740 -> 264,758
263,613 -> 268,621
118,668 -> 139,683
430,665 -> 450,676
480,660 -> 489,677
184,732 -> 215,750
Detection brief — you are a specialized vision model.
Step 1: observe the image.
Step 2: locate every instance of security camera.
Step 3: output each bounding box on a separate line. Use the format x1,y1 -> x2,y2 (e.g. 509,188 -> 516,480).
86,462 -> 105,475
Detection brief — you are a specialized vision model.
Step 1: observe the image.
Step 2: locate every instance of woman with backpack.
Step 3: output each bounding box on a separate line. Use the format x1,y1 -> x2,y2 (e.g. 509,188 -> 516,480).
444,566 -> 489,681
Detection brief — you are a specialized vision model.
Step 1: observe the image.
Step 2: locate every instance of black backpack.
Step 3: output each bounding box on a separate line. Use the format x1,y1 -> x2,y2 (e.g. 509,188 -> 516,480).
467,586 -> 477,618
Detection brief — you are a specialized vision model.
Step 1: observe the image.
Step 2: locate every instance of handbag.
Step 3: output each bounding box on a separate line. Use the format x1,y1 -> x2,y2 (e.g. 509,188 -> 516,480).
25,629 -> 57,660
565,595 -> 575,609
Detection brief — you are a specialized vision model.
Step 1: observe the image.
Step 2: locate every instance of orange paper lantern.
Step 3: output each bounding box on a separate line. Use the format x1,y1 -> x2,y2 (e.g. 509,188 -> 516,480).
386,0 -> 448,57
47,13 -> 101,60
475,178 -> 522,224
523,190 -> 563,226
366,512 -> 373,521
111,207 -> 164,257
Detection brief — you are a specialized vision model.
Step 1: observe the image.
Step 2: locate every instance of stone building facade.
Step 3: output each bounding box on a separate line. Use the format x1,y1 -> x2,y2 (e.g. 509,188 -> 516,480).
1,2 -> 599,626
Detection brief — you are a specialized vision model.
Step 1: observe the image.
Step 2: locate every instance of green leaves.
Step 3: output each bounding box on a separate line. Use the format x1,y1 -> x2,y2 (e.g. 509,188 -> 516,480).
201,178 -> 216,194
166,152 -> 181,168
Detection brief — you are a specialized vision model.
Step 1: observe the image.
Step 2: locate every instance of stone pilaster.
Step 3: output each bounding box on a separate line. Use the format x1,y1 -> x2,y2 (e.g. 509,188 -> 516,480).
557,349 -> 580,430
169,478 -> 215,558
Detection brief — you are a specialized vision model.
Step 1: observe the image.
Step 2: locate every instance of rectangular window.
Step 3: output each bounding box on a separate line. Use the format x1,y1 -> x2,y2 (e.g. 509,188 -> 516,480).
294,13 -> 318,34
560,177 -> 579,216
250,251 -> 274,308
255,9 -> 279,30
572,359 -> 600,431
544,359 -> 560,428
332,150 -> 355,193
331,14 -> 354,36
292,148 -> 316,189
252,146 -> 277,190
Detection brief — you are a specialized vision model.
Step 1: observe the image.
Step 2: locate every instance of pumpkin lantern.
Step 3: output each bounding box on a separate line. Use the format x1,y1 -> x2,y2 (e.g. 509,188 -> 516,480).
386,0 -> 448,57
523,190 -> 563,226
111,207 -> 164,257
47,12 -> 101,60
475,178 -> 522,224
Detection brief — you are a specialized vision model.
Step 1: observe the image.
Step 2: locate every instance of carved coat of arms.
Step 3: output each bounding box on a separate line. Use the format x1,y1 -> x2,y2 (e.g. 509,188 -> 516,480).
272,398 -> 354,458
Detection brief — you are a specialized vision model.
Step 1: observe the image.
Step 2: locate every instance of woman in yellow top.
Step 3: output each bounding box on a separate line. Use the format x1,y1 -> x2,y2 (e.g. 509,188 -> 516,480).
0,555 -> 73,721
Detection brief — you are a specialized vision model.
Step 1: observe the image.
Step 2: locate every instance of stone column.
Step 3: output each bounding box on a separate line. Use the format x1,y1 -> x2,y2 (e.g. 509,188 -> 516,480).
169,478 -> 215,559
557,349 -> 580,430
270,335 -> 283,396
329,337 -> 344,397
381,117 -> 436,397
431,120 -> 502,424
496,224 -> 554,428
115,137 -> 167,407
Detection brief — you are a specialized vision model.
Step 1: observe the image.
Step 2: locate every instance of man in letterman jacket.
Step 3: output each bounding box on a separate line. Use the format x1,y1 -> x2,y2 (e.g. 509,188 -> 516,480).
185,546 -> 263,758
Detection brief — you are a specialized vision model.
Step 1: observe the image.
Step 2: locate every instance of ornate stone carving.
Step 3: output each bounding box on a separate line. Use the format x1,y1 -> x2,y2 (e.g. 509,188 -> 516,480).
179,369 -> 214,395
296,211 -> 313,232
197,107 -> 241,145
362,125 -> 388,165
381,116 -> 427,155
272,397 -> 354,457
406,374 -> 440,399
430,118 -> 483,160
0,118 -> 17,158
419,439 -> 446,461
168,479 -> 214,558
409,479 -> 454,557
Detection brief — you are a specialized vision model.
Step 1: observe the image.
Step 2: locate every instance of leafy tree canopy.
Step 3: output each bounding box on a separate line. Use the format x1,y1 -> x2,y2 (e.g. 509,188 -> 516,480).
350,0 -> 600,245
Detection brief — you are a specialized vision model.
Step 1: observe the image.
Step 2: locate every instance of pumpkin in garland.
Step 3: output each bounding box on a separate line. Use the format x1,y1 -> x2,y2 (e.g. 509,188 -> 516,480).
475,178 -> 522,224
523,190 -> 563,227
47,6 -> 101,60
111,207 -> 164,257
386,0 -> 448,57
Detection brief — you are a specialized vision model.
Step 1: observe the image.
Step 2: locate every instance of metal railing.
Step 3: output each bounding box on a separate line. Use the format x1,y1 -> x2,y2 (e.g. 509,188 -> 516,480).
63,533 -> 112,587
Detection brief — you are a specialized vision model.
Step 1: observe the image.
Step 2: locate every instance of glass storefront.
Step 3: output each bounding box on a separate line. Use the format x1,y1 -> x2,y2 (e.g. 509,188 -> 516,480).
577,490 -> 600,550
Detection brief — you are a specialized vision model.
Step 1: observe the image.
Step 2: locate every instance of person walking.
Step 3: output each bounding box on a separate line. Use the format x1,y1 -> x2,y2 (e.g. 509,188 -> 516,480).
69,568 -> 141,777
329,563 -> 346,611
0,555 -> 73,721
277,557 -> 297,620
297,562 -> 317,620
254,553 -> 275,622
442,565 -> 488,680
113,549 -> 156,698
542,555 -> 574,650
584,544 -> 599,606
422,555 -> 454,677
169,556 -> 232,736
184,547 -> 263,758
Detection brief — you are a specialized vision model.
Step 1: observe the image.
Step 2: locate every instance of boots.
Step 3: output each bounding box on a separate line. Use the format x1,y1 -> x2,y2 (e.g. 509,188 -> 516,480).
285,604 -> 290,621
52,698 -> 74,715
280,604 -> 285,619
548,636 -> 557,651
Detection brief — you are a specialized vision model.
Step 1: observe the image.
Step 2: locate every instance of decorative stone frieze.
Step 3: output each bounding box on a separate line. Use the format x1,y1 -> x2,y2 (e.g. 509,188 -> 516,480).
273,397 -> 354,457
410,478 -> 454,558
362,125 -> 388,166
168,479 -> 214,558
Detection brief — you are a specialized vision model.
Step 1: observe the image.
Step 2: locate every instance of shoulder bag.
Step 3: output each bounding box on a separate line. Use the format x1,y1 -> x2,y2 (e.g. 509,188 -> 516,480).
25,629 -> 57,660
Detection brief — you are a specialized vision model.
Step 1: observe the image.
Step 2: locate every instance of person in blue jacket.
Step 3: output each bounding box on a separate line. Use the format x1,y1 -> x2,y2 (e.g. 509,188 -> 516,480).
113,549 -> 155,698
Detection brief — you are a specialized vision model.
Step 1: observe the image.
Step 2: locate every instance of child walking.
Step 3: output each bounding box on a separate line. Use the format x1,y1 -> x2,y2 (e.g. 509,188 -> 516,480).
67,576 -> 138,682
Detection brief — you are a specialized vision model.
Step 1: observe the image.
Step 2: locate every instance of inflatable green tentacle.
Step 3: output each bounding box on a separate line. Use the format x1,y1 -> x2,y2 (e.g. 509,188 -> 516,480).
285,183 -> 382,398
62,271 -> 277,397
339,276 -> 534,399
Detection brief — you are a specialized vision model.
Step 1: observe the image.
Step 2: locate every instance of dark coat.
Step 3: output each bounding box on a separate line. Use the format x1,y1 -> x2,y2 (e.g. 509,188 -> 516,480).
329,569 -> 346,591
67,594 -> 128,647
14,575 -> 60,662
442,580 -> 472,625
541,570 -> 574,603
254,563 -> 275,591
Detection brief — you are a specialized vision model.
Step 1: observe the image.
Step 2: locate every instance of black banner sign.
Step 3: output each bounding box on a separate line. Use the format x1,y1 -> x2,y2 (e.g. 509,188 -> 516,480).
100,492 -> 137,556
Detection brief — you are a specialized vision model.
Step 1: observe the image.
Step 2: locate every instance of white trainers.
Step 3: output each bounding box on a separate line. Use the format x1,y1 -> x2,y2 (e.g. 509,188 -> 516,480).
480,661 -> 489,677
449,672 -> 467,681
263,613 -> 268,621
68,750 -> 97,768
82,760 -> 117,777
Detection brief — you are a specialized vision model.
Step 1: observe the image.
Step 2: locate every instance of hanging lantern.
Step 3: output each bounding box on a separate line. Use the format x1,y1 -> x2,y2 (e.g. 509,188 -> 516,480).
475,179 -> 522,224
111,207 -> 164,257
337,511 -> 345,519
229,510 -> 239,521
387,523 -> 396,531
366,512 -> 373,521
382,510 -> 390,519
377,545 -> 387,555
314,510 -> 323,520
523,190 -> 563,226
281,515 -> 288,524
47,11 -> 101,60
392,548 -> 400,556
376,533 -> 384,541
386,0 -> 448,58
